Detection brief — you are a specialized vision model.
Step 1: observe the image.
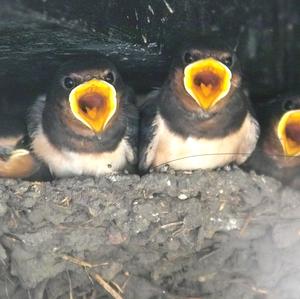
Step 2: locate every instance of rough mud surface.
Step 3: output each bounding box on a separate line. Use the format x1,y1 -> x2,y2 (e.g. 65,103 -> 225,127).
1,168 -> 300,299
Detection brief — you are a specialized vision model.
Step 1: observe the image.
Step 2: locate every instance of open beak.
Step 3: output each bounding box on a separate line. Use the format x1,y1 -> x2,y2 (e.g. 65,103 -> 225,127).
277,110 -> 300,156
183,58 -> 232,110
69,79 -> 117,133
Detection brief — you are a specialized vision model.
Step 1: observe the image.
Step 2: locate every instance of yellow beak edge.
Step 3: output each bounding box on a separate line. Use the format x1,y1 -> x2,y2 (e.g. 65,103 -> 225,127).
183,58 -> 232,110
69,79 -> 117,133
277,110 -> 300,157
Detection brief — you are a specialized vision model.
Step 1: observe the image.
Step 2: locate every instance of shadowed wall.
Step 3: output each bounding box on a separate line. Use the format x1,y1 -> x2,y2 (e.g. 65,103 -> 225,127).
0,0 -> 299,99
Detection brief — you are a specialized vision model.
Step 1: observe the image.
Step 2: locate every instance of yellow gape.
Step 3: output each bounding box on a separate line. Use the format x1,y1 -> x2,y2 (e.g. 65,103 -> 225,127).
277,110 -> 300,157
69,79 -> 117,133
184,58 -> 232,110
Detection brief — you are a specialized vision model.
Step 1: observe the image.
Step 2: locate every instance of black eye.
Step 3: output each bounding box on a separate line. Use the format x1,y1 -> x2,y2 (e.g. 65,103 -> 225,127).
223,56 -> 233,67
104,72 -> 115,84
284,99 -> 295,111
63,77 -> 75,89
183,52 -> 195,64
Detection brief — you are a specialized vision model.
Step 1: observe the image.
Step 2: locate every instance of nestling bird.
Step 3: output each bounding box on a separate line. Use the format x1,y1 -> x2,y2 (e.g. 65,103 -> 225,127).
138,41 -> 260,173
0,58 -> 138,180
244,94 -> 300,189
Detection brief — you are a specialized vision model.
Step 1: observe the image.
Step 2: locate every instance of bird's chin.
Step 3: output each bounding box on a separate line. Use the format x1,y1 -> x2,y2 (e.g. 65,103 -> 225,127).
277,110 -> 300,157
183,57 -> 232,110
69,79 -> 117,133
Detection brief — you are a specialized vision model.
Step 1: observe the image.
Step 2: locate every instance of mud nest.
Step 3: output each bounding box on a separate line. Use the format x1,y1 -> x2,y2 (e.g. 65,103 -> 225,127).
0,168 -> 300,299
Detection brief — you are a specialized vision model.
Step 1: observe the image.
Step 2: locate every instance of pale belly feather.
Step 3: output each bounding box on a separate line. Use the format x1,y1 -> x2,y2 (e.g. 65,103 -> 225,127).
32,128 -> 132,177
152,113 -> 258,170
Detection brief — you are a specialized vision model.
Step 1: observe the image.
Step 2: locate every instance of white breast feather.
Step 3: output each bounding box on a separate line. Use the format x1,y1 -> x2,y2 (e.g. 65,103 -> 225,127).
152,113 -> 259,170
32,127 -> 132,177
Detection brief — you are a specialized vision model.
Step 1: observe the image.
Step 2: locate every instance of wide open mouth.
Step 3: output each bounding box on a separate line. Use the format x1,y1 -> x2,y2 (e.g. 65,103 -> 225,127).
69,79 -> 117,133
183,58 -> 232,110
277,110 -> 300,156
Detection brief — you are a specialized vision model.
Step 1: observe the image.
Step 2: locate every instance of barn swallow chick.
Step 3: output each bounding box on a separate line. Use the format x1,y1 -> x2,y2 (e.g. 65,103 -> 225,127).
139,42 -> 259,173
0,58 -> 138,180
245,95 -> 300,188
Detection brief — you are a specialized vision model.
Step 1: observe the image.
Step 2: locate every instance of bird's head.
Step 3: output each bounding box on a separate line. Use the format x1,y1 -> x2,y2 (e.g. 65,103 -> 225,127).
47,58 -> 125,134
169,41 -> 242,112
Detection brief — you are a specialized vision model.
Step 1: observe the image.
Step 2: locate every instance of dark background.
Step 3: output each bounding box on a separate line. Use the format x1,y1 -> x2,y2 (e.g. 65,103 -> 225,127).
1,0 -> 299,101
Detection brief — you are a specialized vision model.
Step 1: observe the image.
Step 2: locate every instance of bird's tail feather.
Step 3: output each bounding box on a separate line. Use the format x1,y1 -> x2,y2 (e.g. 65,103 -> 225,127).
0,149 -> 41,179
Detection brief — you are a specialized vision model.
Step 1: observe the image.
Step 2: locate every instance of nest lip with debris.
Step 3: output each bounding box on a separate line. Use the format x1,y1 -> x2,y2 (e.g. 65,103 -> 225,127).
1,167 -> 300,299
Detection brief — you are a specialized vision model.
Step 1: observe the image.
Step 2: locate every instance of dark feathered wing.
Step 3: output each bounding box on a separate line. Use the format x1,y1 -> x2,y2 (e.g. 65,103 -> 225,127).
123,89 -> 139,172
138,91 -> 159,174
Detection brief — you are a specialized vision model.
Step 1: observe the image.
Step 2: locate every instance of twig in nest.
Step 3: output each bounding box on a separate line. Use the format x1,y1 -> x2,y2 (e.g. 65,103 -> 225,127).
239,214 -> 252,236
58,196 -> 72,208
110,281 -> 124,294
62,255 -> 93,268
121,272 -> 130,292
67,270 -> 74,299
89,272 -> 124,299
61,254 -> 124,299
160,221 -> 184,229
251,286 -> 268,294
218,200 -> 226,212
